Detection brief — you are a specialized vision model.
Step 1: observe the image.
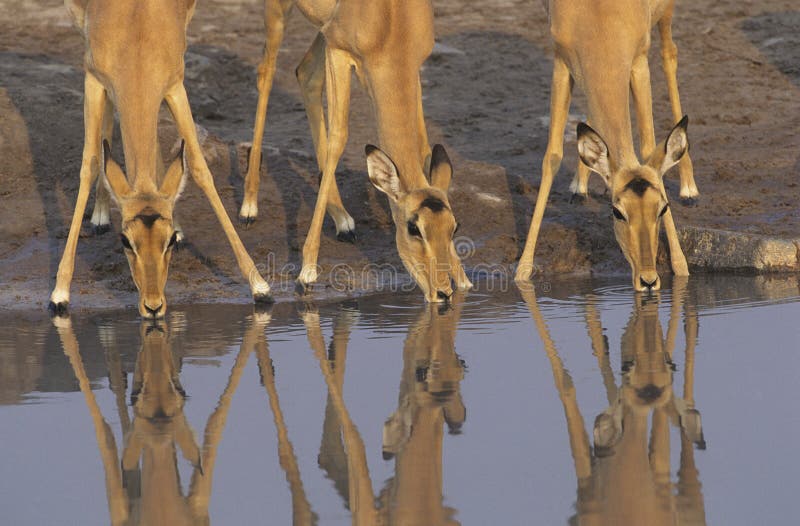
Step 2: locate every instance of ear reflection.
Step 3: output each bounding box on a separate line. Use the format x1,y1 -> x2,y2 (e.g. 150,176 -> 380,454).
304,295 -> 466,526
520,278 -> 706,525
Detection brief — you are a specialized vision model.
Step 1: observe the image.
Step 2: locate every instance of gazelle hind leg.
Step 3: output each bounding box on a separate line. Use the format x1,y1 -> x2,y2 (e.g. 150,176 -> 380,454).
165,83 -> 272,302
240,0 -> 293,224
299,49 -> 353,289
50,74 -> 107,314
658,6 -> 699,203
90,97 -> 115,234
297,34 -> 356,242
515,58 -> 573,282
569,161 -> 591,203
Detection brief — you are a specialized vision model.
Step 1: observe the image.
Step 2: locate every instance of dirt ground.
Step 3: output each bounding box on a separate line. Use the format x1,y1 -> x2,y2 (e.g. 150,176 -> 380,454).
0,0 -> 798,311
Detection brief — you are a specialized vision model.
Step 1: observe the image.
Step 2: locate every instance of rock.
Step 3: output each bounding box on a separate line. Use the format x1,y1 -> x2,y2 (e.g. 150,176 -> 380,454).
679,226 -> 800,272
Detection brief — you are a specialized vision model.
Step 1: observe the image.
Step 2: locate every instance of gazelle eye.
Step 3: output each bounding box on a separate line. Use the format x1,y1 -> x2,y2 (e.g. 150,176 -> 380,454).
612,207 -> 626,221
120,234 -> 133,251
407,221 -> 422,238
167,231 -> 178,248
659,203 -> 670,217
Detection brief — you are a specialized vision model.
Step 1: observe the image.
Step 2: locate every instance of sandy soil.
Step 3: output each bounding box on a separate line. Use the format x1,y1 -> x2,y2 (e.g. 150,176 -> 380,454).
0,0 -> 798,311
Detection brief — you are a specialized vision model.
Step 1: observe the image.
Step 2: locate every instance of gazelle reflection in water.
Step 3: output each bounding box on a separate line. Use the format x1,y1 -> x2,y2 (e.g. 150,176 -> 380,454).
53,311 -> 316,525
520,279 -> 706,526
302,297 -> 466,525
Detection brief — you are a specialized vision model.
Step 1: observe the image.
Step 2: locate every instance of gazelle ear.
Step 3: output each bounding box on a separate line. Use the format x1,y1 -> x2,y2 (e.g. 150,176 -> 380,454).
102,140 -> 132,202
160,140 -> 187,203
429,144 -> 453,192
366,145 -> 405,202
577,122 -> 612,185
648,115 -> 689,176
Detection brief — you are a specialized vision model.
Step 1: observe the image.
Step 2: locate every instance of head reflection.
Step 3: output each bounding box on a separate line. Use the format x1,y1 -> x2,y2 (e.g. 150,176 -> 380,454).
53,312 -> 282,525
521,280 -> 706,526
303,297 -> 466,526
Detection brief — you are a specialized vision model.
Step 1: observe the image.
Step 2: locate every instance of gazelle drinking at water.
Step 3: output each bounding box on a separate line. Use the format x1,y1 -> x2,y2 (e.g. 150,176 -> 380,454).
50,0 -> 271,318
242,0 -> 471,302
516,0 -> 697,291
520,281 -> 706,525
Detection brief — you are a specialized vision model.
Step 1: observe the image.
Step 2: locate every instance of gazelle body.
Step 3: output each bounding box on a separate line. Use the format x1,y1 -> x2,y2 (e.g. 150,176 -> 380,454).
51,0 -> 271,319
516,0 -> 697,291
244,0 -> 471,302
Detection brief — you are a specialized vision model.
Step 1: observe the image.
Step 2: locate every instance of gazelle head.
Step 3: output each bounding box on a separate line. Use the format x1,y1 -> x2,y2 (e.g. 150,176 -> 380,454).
577,117 -> 689,292
366,145 -> 461,303
102,141 -> 187,319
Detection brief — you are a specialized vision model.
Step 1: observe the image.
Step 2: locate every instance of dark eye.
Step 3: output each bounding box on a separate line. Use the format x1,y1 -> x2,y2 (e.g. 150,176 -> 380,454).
120,234 -> 133,251
612,207 -> 626,221
659,203 -> 670,217
407,221 -> 422,237
167,231 -> 178,248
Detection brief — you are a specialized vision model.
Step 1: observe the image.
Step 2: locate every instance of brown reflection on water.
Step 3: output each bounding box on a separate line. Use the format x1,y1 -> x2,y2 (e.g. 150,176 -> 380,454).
53,311 -> 315,525
520,278 -> 707,526
303,296 -> 465,526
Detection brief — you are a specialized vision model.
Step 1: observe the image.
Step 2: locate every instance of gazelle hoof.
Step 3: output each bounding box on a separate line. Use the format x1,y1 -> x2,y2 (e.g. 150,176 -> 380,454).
239,215 -> 256,227
679,196 -> 698,207
295,280 -> 312,296
92,223 -> 111,236
569,193 -> 587,205
336,230 -> 357,244
48,301 -> 69,318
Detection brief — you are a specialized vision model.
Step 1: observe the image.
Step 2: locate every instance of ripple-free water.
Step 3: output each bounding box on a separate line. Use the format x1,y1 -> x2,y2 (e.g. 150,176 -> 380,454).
1,275 -> 798,525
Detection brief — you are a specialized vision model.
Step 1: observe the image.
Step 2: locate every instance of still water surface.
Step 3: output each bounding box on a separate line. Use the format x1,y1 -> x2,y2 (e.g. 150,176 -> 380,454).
1,275 -> 799,525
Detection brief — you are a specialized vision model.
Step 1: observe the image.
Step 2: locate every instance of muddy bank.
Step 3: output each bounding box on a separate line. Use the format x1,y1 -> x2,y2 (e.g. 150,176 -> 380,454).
0,0 -> 798,311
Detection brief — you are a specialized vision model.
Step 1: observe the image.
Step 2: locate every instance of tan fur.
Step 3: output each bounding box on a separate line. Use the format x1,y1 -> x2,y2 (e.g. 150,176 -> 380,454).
520,279 -> 706,525
516,0 -> 696,291
243,0 -> 471,302
50,0 -> 271,319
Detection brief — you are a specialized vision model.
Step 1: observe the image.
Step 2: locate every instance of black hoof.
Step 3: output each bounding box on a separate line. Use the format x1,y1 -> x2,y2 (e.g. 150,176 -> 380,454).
92,223 -> 111,236
295,280 -> 312,296
239,215 -> 256,227
253,293 -> 274,306
48,301 -> 69,317
336,230 -> 357,244
679,196 -> 698,207
569,193 -> 587,205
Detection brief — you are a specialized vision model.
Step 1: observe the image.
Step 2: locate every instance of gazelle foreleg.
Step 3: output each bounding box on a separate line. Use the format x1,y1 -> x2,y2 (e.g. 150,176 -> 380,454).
49,74 -> 107,314
296,34 -> 356,242
89,97 -> 115,235
657,5 -> 699,204
240,0 -> 293,224
630,53 -> 689,277
165,84 -> 272,302
515,58 -> 573,282
298,49 -> 353,289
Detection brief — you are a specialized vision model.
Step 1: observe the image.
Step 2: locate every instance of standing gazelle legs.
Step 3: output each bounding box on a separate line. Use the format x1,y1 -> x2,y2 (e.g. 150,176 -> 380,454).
297,33 -> 356,242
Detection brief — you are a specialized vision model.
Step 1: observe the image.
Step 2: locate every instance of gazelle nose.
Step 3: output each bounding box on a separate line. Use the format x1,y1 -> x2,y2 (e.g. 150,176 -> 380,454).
144,302 -> 164,318
639,276 -> 658,290
437,290 -> 451,301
